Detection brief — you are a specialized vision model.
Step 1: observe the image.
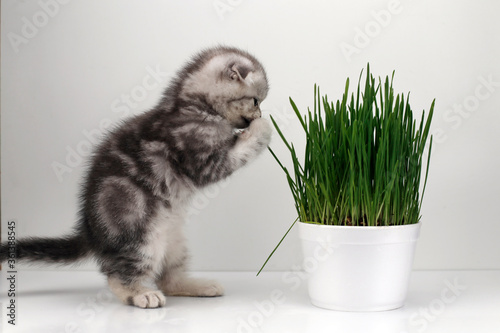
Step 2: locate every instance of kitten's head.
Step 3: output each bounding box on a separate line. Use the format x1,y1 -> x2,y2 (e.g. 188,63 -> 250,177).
178,47 -> 269,129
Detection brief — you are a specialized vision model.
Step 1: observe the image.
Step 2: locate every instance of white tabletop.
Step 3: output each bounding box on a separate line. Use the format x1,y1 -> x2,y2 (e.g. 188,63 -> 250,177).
1,270 -> 499,333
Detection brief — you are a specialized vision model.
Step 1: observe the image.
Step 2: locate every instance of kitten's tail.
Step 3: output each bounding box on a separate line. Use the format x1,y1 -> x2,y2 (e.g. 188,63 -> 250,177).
0,234 -> 90,265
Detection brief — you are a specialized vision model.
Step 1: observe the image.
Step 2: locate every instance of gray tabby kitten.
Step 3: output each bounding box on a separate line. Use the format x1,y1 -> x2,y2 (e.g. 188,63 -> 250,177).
0,46 -> 272,308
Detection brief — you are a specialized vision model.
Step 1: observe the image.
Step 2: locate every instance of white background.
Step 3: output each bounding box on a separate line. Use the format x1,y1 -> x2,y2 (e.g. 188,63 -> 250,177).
1,0 -> 499,272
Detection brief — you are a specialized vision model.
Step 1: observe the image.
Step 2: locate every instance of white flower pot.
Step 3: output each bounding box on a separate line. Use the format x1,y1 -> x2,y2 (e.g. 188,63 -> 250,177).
298,221 -> 421,311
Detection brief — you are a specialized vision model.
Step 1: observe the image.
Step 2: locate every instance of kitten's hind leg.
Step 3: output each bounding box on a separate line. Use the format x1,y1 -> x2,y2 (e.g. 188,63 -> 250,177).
156,262 -> 224,297
108,275 -> 166,308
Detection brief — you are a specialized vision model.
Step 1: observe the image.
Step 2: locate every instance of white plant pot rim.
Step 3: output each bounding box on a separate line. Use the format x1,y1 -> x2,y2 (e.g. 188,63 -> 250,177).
298,221 -> 421,245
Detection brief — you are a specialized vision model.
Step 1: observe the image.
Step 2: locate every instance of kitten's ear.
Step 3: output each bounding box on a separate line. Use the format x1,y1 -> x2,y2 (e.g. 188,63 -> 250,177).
228,63 -> 251,81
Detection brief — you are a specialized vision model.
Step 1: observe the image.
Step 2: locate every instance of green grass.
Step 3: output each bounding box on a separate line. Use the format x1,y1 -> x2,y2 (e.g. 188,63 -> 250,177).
257,64 -> 434,275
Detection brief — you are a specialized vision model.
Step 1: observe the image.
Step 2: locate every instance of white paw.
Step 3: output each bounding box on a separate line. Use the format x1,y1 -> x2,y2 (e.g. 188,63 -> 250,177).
249,118 -> 272,143
241,118 -> 272,144
165,278 -> 224,297
197,280 -> 225,297
131,290 -> 167,308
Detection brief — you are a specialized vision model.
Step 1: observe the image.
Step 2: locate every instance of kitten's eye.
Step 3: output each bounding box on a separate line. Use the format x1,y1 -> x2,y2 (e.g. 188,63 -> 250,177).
253,98 -> 259,107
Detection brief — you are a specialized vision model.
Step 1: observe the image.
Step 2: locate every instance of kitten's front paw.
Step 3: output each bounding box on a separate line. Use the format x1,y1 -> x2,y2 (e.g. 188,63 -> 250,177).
165,278 -> 224,297
196,280 -> 225,297
129,290 -> 167,308
242,118 -> 272,144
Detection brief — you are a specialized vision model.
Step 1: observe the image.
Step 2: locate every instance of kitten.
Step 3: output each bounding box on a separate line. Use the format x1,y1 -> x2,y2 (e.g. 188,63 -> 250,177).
0,46 -> 272,308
